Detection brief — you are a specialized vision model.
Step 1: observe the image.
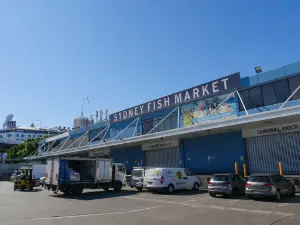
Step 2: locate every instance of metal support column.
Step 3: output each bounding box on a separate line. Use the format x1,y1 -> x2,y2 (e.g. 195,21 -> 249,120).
236,90 -> 249,115
177,106 -> 180,128
132,117 -> 140,137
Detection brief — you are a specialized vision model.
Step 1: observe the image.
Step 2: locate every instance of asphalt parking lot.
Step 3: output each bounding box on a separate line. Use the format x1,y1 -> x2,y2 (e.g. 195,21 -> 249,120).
1,182 -> 300,225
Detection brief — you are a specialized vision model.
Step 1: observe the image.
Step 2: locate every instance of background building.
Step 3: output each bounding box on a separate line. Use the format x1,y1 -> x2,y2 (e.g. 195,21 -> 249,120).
0,114 -> 68,159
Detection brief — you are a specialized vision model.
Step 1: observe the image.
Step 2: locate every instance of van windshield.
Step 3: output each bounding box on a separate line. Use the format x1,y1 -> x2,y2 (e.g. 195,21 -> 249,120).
131,169 -> 143,177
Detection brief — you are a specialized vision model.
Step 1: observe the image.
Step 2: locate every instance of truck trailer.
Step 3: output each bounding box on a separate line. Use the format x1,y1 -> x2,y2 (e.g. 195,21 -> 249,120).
45,157 -> 126,195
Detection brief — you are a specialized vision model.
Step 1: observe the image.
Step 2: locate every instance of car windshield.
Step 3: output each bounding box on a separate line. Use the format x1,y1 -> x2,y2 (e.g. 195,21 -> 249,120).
131,170 -> 143,177
213,175 -> 228,181
248,176 -> 270,182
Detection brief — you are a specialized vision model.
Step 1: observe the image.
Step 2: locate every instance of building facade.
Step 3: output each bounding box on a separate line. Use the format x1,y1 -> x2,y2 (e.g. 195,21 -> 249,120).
36,61 -> 300,175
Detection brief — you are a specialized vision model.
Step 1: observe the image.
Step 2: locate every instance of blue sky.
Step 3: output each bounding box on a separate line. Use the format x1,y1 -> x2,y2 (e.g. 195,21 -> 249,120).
0,1 -> 299,128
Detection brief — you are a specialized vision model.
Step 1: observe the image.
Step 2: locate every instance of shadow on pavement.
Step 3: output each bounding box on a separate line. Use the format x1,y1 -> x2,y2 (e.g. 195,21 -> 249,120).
210,193 -> 300,203
49,189 -> 138,200
249,195 -> 300,203
152,189 -> 208,196
15,188 -> 44,193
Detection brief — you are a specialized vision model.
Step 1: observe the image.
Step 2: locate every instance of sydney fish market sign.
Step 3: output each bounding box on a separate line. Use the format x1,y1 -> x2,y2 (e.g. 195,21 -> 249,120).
110,73 -> 241,123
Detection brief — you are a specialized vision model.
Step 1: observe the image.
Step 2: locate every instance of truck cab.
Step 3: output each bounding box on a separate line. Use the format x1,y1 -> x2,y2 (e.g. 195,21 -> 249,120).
114,163 -> 127,186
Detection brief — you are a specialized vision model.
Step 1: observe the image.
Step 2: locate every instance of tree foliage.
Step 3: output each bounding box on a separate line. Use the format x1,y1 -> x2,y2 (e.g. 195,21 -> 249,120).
6,136 -> 48,160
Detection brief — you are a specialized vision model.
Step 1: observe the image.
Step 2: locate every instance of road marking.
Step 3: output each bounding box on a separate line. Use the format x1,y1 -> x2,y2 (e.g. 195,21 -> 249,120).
123,196 -> 295,217
228,199 -> 240,203
271,212 -> 294,217
248,210 -> 273,215
31,206 -> 161,221
228,208 -> 248,212
184,199 -> 196,203
209,205 -> 225,209
278,203 -> 288,207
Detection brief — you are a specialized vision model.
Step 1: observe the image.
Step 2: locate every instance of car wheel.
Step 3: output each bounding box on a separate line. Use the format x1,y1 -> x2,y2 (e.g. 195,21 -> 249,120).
209,192 -> 216,197
291,186 -> 296,196
193,182 -> 200,191
275,189 -> 281,201
103,187 -> 109,191
137,187 -> 143,192
167,184 -> 174,194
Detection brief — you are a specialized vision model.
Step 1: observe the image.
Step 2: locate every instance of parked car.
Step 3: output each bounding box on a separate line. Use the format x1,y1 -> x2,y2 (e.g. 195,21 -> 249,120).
146,168 -> 200,194
130,168 -> 145,191
10,171 -> 21,182
208,173 -> 246,197
245,174 -> 296,201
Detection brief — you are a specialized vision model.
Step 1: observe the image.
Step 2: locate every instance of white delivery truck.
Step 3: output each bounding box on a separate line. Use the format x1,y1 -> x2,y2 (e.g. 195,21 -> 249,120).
45,157 -> 126,195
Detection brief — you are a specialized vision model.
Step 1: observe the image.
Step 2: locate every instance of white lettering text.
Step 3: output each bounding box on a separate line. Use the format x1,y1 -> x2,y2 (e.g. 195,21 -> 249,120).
202,85 -> 209,96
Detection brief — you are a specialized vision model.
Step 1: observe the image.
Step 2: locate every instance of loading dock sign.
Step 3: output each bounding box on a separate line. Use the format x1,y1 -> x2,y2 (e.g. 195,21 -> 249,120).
142,140 -> 179,151
242,122 -> 300,138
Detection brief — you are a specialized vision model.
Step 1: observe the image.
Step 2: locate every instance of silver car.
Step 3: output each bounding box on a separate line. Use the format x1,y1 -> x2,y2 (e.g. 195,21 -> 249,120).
245,174 -> 296,201
208,173 -> 246,197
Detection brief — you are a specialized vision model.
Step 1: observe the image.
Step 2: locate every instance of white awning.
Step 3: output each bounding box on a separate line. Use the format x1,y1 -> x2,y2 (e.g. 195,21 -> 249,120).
29,105 -> 300,159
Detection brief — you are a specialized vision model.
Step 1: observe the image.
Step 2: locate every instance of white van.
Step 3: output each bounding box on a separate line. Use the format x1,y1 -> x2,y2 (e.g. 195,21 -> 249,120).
146,168 -> 200,194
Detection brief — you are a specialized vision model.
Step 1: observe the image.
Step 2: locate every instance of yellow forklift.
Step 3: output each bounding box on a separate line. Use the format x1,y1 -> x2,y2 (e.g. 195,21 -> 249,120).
13,166 -> 36,191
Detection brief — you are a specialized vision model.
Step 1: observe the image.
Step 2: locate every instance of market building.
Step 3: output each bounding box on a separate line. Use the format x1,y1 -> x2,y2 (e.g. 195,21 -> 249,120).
33,61 -> 300,175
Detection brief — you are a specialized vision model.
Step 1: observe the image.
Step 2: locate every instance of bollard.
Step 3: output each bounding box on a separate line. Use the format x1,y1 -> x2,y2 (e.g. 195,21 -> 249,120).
235,162 -> 239,175
243,164 -> 247,177
279,161 -> 283,176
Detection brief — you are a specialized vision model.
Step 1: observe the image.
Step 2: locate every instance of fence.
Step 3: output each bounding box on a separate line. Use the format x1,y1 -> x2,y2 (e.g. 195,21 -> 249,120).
0,163 -> 28,181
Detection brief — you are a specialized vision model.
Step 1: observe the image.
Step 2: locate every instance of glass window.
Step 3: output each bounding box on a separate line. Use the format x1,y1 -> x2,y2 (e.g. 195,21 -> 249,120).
0,135 -> 2,138
184,169 -> 192,176
262,83 -> 276,106
16,134 -> 19,137
248,176 -> 270,182
33,135 -> 35,138
249,87 -> 263,107
28,135 -> 31,138
21,134 -> 24,137
288,76 -> 300,100
273,175 -> 283,182
158,116 -> 165,132
213,175 -> 228,181
170,113 -> 177,129
239,89 -> 252,111
274,79 -> 290,103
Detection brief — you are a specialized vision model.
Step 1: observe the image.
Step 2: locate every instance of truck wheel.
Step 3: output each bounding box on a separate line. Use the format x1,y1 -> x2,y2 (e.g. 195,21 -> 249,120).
114,182 -> 122,192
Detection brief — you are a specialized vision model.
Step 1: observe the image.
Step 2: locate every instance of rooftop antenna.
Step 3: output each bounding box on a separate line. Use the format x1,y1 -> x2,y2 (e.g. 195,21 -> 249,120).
86,97 -> 94,121
96,111 -> 99,122
105,109 -> 108,120
81,98 -> 85,116
100,110 -> 103,121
